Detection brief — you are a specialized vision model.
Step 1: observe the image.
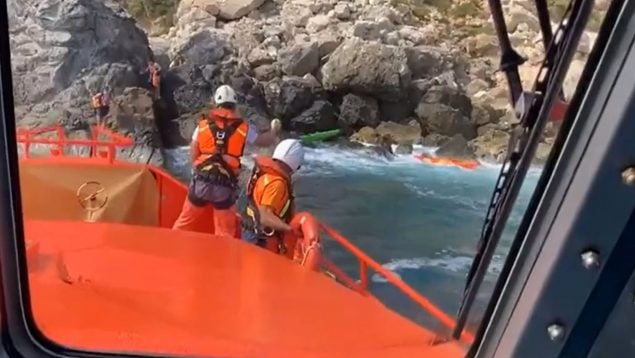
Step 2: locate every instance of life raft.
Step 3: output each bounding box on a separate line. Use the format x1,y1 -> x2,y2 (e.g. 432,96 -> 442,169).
414,154 -> 480,170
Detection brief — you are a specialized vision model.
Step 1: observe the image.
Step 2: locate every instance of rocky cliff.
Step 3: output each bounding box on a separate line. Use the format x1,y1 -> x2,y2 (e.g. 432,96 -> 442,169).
9,0 -> 606,165
9,0 -> 161,165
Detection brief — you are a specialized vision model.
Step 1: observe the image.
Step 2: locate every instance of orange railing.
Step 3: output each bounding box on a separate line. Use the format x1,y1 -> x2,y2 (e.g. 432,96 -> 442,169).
17,124 -> 134,163
317,222 -> 475,344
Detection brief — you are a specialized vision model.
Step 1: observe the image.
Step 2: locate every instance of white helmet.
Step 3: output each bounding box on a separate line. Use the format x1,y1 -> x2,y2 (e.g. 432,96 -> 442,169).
273,139 -> 304,173
213,85 -> 237,105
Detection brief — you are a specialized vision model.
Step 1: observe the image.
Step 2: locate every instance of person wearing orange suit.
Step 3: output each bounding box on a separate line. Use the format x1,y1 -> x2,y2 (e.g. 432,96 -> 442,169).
240,139 -> 304,254
90,86 -> 111,125
146,59 -> 162,99
172,85 -> 281,237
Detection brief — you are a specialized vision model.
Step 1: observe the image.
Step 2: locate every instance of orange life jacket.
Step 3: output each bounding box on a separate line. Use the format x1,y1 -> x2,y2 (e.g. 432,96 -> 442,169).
193,108 -> 248,177
242,156 -> 295,255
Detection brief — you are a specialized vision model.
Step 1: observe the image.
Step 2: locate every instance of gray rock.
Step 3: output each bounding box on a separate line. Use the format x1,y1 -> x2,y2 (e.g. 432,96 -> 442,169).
253,64 -> 279,81
278,42 -> 320,76
248,46 -> 275,66
435,134 -> 476,160
314,27 -> 343,56
9,0 -> 150,106
421,133 -> 450,147
170,30 -> 230,67
333,3 -> 351,20
321,37 -> 411,101
289,100 -> 338,133
339,93 -> 380,129
405,46 -> 447,79
469,128 -> 510,163
306,15 -> 331,33
416,102 -> 477,140
281,3 -> 314,27
264,77 -> 316,121
374,121 -> 422,145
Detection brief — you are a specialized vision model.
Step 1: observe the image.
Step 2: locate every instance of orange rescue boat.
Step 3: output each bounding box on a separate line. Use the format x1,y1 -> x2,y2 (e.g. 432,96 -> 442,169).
17,124 -> 470,357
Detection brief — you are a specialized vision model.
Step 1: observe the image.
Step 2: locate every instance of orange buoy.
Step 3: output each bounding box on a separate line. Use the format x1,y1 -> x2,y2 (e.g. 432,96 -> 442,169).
414,154 -> 479,170
290,212 -> 322,271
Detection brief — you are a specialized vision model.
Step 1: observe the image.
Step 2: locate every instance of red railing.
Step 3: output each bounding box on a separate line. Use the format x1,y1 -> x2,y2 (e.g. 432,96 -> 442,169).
318,222 -> 475,344
17,124 -> 134,163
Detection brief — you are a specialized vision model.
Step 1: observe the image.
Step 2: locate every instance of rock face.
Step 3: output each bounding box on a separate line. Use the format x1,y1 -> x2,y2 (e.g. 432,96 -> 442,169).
321,38 -> 412,101
12,0 -> 597,165
9,0 -> 158,163
9,0 -> 150,106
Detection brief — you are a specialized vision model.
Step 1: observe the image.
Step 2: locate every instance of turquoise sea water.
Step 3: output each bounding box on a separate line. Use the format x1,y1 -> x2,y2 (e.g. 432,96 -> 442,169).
164,144 -> 541,334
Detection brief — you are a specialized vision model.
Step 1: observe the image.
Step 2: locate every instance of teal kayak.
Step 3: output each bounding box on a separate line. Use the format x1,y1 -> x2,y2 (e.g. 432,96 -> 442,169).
300,129 -> 342,144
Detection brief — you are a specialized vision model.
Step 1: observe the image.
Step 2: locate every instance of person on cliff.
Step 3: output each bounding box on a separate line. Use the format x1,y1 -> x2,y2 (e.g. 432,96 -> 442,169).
90,86 -> 111,126
172,85 -> 282,238
240,139 -> 304,254
146,59 -> 162,99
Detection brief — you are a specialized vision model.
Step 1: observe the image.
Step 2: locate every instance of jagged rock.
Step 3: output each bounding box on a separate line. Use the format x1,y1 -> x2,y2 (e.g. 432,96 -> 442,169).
306,15 -> 332,33
469,128 -> 510,163
333,3 -> 351,20
177,6 -> 217,30
179,0 -> 266,20
374,121 -> 422,145
248,46 -> 276,66
149,37 -> 171,70
278,42 -> 320,76
351,18 -> 395,41
405,46 -> 447,79
472,102 -> 502,126
253,64 -> 279,81
416,85 -> 476,140
421,133 -> 450,147
435,134 -> 475,160
264,77 -> 316,122
350,126 -> 380,144
398,26 -> 426,45
177,0 -> 221,18
321,37 -> 411,101
466,78 -> 490,96
422,85 -> 472,116
169,30 -> 230,67
8,0 -> 150,106
289,100 -> 338,133
314,27 -> 344,56
281,3 -> 314,27
339,94 -> 380,129
463,34 -> 499,57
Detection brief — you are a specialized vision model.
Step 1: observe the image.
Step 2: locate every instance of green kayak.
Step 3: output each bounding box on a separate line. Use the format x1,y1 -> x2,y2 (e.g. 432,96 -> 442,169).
300,129 -> 342,144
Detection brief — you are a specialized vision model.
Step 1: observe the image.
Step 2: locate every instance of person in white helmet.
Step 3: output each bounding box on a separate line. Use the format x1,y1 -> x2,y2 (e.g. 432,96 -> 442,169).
240,139 -> 305,253
172,84 -> 282,238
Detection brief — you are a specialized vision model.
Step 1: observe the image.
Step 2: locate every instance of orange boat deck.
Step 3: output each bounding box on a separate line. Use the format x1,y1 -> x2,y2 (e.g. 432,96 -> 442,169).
17,124 -> 468,357
26,221 -> 465,357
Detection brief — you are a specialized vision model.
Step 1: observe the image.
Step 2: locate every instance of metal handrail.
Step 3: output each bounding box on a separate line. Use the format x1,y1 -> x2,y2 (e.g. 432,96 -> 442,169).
318,222 -> 475,344
16,124 -> 134,163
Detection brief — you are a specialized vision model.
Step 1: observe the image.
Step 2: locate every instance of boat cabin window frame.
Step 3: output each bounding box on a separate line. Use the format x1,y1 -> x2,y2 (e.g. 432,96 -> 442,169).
471,0 -> 635,356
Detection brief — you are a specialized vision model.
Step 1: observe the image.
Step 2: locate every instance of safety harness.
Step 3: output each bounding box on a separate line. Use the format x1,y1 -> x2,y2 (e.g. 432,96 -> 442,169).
241,159 -> 294,254
194,117 -> 244,188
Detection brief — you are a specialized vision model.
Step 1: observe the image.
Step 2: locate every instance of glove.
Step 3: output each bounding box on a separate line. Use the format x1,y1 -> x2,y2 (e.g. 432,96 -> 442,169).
270,118 -> 282,133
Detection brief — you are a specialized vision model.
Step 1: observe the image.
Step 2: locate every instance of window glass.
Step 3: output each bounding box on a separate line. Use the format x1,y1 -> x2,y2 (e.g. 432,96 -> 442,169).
5,0 -> 608,356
